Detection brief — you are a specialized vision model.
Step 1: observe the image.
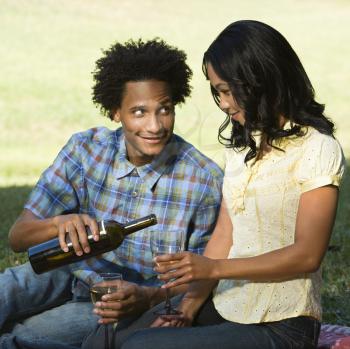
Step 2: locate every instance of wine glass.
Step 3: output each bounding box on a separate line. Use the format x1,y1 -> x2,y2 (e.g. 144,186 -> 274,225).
150,230 -> 185,315
89,272 -> 123,349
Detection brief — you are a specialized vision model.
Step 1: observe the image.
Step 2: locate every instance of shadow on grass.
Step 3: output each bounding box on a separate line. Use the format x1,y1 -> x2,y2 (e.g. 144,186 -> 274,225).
0,185 -> 33,271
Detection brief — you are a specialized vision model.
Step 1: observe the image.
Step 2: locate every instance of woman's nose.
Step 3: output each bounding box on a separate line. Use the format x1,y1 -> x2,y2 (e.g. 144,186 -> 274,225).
219,96 -> 230,111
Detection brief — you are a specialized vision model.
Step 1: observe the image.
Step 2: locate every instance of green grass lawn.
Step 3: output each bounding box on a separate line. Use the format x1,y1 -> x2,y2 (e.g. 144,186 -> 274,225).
0,0 -> 349,325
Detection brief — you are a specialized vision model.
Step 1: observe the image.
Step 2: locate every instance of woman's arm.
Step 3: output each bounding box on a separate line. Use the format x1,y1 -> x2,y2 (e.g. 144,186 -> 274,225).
9,209 -> 99,254
156,185 -> 338,285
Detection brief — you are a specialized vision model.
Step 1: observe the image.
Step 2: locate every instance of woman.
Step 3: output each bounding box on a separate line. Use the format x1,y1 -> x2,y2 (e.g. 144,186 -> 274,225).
88,20 -> 345,349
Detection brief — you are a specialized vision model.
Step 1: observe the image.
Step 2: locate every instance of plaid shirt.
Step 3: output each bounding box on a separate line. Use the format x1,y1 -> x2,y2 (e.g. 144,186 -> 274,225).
25,127 -> 223,289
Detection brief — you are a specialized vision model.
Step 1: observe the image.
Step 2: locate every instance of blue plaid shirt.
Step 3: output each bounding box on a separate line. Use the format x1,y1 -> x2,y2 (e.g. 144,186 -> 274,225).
25,127 -> 223,290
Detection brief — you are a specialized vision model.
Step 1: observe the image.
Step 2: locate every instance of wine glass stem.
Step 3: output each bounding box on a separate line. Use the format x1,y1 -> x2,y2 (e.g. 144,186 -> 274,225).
165,288 -> 172,314
104,324 -> 109,349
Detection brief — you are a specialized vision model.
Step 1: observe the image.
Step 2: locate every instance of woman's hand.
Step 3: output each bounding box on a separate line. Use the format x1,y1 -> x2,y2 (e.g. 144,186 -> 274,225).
150,312 -> 194,328
150,288 -> 207,328
154,252 -> 218,288
52,214 -> 99,256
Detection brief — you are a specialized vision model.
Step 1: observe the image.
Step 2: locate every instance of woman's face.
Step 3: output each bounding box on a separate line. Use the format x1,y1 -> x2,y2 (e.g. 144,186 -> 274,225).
206,63 -> 246,126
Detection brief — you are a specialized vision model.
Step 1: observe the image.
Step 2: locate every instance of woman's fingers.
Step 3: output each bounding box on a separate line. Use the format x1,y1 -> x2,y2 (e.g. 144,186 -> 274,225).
150,315 -> 186,328
162,274 -> 191,288
154,252 -> 191,274
155,253 -> 197,281
155,253 -> 217,287
154,252 -> 186,263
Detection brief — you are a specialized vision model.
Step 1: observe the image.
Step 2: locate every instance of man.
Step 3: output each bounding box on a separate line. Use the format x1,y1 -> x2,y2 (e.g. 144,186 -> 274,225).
1,39 -> 223,348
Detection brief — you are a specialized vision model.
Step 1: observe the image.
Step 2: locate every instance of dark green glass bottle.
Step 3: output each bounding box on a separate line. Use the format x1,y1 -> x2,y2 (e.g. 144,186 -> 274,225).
28,214 -> 157,274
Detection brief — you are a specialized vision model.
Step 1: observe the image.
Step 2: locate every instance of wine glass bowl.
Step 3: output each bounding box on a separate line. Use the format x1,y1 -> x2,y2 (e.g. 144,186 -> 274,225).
150,230 -> 185,315
89,273 -> 122,304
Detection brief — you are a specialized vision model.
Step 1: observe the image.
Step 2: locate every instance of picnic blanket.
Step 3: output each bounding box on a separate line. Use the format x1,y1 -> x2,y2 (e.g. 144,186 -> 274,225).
318,324 -> 350,349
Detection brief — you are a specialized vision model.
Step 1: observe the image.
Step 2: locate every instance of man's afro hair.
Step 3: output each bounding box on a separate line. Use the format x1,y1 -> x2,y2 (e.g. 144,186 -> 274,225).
92,38 -> 193,119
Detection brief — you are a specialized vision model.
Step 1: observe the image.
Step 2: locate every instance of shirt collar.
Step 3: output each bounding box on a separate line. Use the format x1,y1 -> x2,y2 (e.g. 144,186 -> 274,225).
115,132 -> 179,190
114,133 -> 136,179
249,121 -> 308,163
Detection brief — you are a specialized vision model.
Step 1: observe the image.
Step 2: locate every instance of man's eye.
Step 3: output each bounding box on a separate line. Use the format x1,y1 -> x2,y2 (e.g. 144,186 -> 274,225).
159,106 -> 172,115
134,109 -> 145,117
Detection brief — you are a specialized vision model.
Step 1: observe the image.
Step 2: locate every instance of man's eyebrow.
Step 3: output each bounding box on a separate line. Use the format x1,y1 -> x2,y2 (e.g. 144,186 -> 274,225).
158,97 -> 173,104
129,104 -> 146,111
128,98 -> 173,111
128,104 -> 147,112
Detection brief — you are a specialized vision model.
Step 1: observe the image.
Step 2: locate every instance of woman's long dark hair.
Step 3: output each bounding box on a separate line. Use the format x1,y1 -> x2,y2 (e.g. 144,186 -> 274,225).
203,20 -> 334,162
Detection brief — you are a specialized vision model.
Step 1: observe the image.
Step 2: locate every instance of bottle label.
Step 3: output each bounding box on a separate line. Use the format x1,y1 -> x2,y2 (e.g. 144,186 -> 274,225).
101,220 -> 106,234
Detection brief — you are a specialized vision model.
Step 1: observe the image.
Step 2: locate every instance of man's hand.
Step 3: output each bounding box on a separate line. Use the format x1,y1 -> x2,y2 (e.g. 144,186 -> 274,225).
53,214 -> 99,256
8,209 -> 100,253
93,281 -> 159,324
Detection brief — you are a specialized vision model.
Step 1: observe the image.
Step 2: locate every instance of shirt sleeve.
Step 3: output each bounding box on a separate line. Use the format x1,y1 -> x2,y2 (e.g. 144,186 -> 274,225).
25,134 -> 84,218
295,133 -> 345,193
187,172 -> 223,254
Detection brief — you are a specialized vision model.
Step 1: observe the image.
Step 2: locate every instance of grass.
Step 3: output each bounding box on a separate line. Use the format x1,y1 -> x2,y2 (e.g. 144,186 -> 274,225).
322,165 -> 350,326
0,0 -> 349,326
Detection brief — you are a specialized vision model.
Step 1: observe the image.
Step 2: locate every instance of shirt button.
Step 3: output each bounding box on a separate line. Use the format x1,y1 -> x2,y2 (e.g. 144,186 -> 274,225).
132,191 -> 138,198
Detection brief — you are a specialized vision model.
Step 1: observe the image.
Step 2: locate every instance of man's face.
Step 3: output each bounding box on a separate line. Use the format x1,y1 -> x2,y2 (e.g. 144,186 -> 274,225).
113,80 -> 175,166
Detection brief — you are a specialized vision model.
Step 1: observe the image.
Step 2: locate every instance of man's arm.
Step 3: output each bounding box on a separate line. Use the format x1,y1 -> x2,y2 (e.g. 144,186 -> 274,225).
9,209 -> 99,255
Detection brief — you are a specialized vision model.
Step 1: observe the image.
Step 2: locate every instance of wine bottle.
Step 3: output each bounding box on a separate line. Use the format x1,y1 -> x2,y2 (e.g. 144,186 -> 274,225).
28,214 -> 157,274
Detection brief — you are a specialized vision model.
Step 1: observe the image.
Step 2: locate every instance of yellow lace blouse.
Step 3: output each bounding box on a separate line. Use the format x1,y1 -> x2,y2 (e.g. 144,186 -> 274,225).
213,126 -> 345,324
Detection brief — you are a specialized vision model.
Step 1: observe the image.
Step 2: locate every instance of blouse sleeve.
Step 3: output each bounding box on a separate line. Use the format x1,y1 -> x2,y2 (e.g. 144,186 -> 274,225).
295,133 -> 345,193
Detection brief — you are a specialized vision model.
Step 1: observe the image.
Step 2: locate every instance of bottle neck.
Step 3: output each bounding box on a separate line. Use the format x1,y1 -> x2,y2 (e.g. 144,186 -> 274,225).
123,214 -> 157,235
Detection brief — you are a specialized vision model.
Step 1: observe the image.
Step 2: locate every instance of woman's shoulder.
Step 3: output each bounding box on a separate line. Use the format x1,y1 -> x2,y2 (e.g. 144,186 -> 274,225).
224,147 -> 249,163
295,127 -> 346,185
302,127 -> 343,155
